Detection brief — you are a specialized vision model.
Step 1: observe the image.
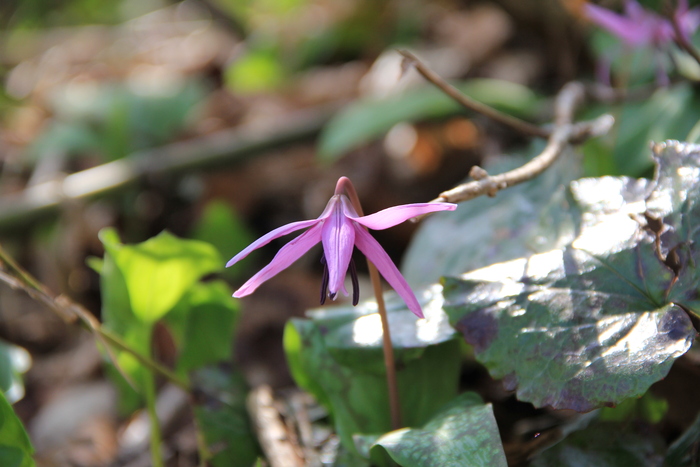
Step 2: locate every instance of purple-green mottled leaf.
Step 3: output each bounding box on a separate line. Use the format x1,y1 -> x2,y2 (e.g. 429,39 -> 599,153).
369,392 -> 507,467
443,141 -> 700,411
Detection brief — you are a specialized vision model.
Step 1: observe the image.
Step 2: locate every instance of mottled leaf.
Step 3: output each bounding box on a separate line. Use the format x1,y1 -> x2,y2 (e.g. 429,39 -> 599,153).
0,391 -> 34,467
443,141 -> 700,411
403,142 -> 582,288
285,288 -> 461,457
531,420 -> 665,467
369,392 -> 507,467
318,79 -> 540,161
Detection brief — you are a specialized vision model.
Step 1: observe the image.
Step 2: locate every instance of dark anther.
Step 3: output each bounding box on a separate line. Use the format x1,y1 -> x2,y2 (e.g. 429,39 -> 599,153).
349,258 -> 359,306
320,254 -> 329,305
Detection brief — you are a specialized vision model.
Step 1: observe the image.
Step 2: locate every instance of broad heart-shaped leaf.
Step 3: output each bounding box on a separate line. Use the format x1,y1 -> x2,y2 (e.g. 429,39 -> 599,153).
94,228 -> 223,412
191,366 -> 259,467
99,228 -> 221,324
531,420 -> 665,467
402,141 -> 582,288
443,141 -> 700,411
369,392 -> 507,467
285,287 -> 461,458
0,391 -> 34,467
318,79 -> 541,161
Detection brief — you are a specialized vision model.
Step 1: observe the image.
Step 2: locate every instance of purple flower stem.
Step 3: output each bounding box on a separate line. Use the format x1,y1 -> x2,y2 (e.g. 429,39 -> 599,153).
335,176 -> 403,430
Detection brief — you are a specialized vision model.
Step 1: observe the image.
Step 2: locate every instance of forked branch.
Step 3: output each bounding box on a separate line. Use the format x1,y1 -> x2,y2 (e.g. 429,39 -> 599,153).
400,52 -> 614,206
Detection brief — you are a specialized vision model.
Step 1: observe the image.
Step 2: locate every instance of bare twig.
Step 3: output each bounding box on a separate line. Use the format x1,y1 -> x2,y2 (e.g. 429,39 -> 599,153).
248,386 -> 305,467
670,9 -> 700,68
0,105 -> 334,232
0,245 -> 189,391
398,49 -> 550,139
426,82 -> 613,205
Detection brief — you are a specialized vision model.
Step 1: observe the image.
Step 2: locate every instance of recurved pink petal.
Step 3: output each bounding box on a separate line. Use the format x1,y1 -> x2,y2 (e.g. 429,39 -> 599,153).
353,225 -> 424,318
226,218 -> 319,268
321,200 -> 355,295
350,203 -> 457,230
233,223 -> 322,297
584,2 -> 655,46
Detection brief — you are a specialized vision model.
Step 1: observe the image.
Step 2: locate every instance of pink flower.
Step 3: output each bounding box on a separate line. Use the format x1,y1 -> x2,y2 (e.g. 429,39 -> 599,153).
226,177 -> 457,318
584,0 -> 700,47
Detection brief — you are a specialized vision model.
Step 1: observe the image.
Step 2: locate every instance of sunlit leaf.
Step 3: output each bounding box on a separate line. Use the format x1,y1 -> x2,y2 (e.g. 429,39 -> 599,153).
443,141 -> 700,411
318,79 -> 541,161
369,392 -> 507,467
95,228 -> 224,411
285,288 -> 461,457
0,391 -> 34,467
99,228 -> 221,323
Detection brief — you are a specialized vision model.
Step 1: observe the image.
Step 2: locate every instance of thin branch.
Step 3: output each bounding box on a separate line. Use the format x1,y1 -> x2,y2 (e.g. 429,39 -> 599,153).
426,82 -> 614,206
398,49 -> 550,139
0,244 -> 189,391
670,7 -> 700,67
0,105 -> 335,232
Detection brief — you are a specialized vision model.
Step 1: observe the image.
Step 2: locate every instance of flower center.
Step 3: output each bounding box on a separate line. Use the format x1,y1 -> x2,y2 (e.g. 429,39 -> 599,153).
320,253 -> 359,306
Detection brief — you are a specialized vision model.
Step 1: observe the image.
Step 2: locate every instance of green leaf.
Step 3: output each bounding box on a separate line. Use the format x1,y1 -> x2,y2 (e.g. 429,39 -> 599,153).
164,280 -> 239,374
531,420 -> 665,467
0,391 -> 34,467
443,141 -> 700,411
225,49 -> 286,94
665,409 -> 700,466
190,200 -> 255,281
599,391 -> 668,424
99,228 -> 221,324
369,392 -> 507,467
402,142 -> 581,288
285,289 -> 461,457
596,84 -> 700,177
95,228 -> 223,411
0,340 -> 30,404
192,366 -> 259,467
318,79 -> 541,161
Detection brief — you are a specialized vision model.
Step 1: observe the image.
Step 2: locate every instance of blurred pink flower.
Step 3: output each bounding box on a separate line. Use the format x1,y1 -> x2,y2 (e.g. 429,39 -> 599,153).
584,0 -> 700,47
227,177 -> 457,318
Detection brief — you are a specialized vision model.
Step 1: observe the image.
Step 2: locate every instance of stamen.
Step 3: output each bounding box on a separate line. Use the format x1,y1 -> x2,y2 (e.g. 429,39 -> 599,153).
320,255 -> 329,305
349,258 -> 359,306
